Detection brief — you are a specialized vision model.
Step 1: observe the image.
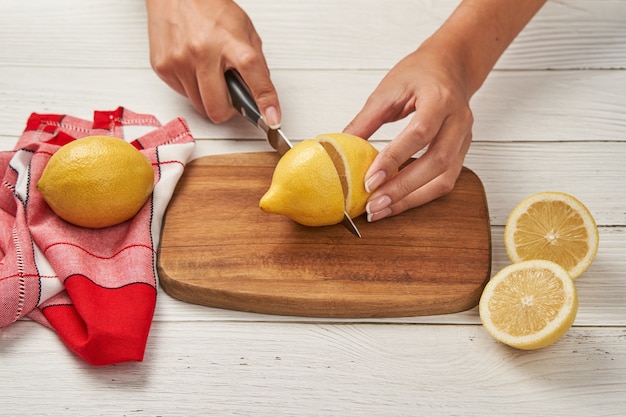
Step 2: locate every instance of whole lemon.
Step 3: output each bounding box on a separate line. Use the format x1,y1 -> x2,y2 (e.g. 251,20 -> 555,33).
259,133 -> 378,226
37,135 -> 155,228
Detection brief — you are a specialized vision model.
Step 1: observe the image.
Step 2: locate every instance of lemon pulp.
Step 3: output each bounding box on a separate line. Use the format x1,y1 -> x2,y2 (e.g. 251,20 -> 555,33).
504,192 -> 599,279
479,260 -> 578,350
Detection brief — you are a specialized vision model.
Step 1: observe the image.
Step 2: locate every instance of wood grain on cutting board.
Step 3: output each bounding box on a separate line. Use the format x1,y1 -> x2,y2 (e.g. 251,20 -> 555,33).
157,152 -> 491,317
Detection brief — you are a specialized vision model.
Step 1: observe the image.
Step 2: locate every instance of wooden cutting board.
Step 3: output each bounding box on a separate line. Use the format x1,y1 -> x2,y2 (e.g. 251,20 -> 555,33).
157,152 -> 491,318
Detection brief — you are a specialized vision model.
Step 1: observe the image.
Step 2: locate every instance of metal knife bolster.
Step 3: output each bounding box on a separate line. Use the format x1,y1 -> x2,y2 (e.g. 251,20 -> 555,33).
244,109 -> 294,156
267,128 -> 293,156
257,118 -> 295,157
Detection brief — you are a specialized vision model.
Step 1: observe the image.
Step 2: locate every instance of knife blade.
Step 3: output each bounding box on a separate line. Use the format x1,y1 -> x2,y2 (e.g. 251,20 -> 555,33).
225,69 -> 361,238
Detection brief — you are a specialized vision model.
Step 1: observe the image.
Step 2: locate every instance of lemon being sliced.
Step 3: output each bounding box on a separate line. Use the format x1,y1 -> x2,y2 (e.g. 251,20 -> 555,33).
259,139 -> 345,226
479,260 -> 578,350
504,192 -> 599,279
316,133 -> 379,219
259,133 -> 378,226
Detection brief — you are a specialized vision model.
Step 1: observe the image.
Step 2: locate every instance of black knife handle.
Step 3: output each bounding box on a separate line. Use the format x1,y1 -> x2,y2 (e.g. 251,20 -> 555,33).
225,69 -> 267,131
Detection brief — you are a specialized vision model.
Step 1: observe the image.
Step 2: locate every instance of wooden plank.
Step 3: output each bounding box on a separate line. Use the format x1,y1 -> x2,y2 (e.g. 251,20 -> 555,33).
1,321 -> 625,416
153,226 -> 626,327
2,0 -> 626,70
1,68 -> 625,142
464,141 -> 626,227
220,141 -> 626,227
180,140 -> 626,227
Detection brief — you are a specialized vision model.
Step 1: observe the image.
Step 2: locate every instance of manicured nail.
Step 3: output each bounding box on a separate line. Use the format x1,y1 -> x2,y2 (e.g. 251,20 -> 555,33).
263,106 -> 281,129
367,207 -> 392,222
365,170 -> 386,193
365,194 -> 392,214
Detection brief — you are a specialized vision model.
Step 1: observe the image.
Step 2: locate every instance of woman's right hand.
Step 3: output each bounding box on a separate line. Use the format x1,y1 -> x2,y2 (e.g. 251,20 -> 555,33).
145,0 -> 281,127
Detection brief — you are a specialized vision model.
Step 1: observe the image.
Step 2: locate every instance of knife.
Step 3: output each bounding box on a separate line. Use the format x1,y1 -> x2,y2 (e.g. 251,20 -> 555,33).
225,69 -> 361,238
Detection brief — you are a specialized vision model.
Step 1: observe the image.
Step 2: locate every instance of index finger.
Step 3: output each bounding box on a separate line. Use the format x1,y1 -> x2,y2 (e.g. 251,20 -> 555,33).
364,105 -> 447,193
368,107 -> 473,210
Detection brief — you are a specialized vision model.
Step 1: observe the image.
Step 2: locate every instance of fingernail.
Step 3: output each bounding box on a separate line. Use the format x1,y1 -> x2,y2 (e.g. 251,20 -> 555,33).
365,194 -> 392,214
263,106 -> 281,129
365,170 -> 386,193
367,207 -> 392,222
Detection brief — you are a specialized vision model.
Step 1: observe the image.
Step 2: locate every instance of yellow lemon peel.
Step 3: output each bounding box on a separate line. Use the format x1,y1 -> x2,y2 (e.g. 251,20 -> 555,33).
259,133 -> 378,226
37,135 -> 154,228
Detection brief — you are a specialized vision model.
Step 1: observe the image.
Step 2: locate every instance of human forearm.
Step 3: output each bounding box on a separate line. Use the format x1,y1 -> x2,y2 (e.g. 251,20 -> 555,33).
344,0 -> 546,221
424,0 -> 546,96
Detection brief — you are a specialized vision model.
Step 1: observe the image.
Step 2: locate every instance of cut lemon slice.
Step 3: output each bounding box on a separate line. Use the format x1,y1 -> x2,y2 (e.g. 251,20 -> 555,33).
479,260 -> 578,350
504,192 -> 599,279
316,133 -> 379,218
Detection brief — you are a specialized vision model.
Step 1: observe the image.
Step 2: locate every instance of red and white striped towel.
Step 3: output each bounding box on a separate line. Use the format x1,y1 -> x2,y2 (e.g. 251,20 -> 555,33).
0,107 -> 195,365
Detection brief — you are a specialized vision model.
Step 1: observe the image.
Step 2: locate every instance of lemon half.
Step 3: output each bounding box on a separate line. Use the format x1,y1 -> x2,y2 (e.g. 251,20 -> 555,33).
504,192 -> 599,279
479,260 -> 578,350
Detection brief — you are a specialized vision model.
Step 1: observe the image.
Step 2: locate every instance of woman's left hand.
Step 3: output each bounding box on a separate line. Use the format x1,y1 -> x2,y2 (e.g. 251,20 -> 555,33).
344,44 -> 474,222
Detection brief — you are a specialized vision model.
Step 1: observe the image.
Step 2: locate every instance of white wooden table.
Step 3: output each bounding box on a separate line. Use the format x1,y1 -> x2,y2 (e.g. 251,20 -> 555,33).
1,1 -> 625,415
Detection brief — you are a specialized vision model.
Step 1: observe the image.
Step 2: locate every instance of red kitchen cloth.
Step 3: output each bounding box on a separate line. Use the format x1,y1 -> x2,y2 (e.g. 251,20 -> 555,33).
0,107 -> 195,365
